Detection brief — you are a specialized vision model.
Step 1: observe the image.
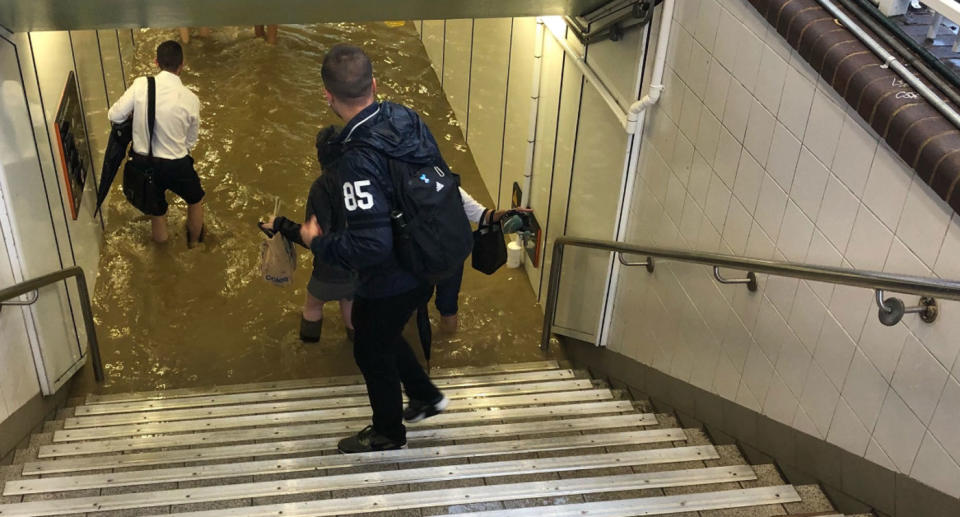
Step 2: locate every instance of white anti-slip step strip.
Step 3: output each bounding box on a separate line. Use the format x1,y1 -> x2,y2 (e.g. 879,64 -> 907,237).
6,428 -> 687,494
436,485 -> 802,517
0,447 -> 721,516
84,360 -> 562,404
56,388 -> 617,441
37,413 -> 656,466
75,369 -> 577,416
39,400 -> 638,467
156,467 -> 758,517
65,379 -> 594,429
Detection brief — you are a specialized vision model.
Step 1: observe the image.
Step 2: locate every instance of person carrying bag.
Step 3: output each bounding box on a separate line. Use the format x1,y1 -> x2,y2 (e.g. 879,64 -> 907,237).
121,76 -> 165,217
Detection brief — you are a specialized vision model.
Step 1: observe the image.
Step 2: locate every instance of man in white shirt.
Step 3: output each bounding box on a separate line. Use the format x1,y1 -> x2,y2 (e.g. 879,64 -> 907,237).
108,40 -> 205,246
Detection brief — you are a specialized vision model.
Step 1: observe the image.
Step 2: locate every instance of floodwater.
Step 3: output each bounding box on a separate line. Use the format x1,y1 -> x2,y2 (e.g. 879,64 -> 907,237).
72,22 -> 561,396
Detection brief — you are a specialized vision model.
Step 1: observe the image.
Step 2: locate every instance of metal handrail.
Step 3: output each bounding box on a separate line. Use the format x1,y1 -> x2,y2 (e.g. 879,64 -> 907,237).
540,237 -> 960,350
0,266 -> 104,381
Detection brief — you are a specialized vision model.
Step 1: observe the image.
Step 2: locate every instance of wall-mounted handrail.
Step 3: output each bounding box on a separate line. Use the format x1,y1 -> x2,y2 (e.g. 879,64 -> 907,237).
541,237 -> 960,350
0,266 -> 104,382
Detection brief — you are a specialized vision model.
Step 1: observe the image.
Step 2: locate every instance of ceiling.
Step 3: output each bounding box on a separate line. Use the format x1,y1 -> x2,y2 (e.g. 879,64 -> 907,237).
0,0 -> 610,32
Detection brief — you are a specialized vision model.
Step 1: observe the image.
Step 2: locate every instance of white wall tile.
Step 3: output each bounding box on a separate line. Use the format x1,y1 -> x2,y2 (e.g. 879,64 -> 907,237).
828,283 -> 872,343
688,151 -> 713,209
816,175 -> 859,253
704,172 -> 733,231
873,388 -> 926,472
934,214 -> 960,279
765,271 -> 799,317
662,69 -> 685,123
929,377 -> 960,466
665,172 -> 687,226
714,127 -> 742,187
743,342 -> 775,403
776,329 -> 814,397
765,372 -> 800,425
736,381 -> 763,412
866,438 -> 898,471
815,314 -> 857,390
842,349 -> 890,430
746,220 -> 775,259
800,362 -> 841,436
679,85 -> 703,141
733,151 -> 765,214
713,353 -> 743,399
896,178 -> 953,269
722,79 -> 752,142
695,108 -> 722,166
778,66 -> 815,140
767,122 -> 801,192
754,302 -> 791,365
827,397 -> 871,456
744,99 -> 775,167
788,281 -> 828,353
794,406 -> 825,438
791,148 -> 830,222
671,132 -> 696,185
695,0 -> 722,51
669,24 -> 694,85
863,144 -> 912,230
732,30 -> 763,92
756,174 -> 788,241
858,317 -> 908,382
713,9 -> 741,72
831,115 -> 878,198
704,59 -> 731,118
680,194 -> 704,243
722,198 -> 753,255
805,230 -> 842,301
884,237 -> 932,277
754,45 -> 788,115
687,42 -> 711,100
777,201 -> 814,262
804,90 -> 845,166
845,205 -> 894,271
906,300 -> 960,375
892,334 -> 949,424
910,432 -> 960,498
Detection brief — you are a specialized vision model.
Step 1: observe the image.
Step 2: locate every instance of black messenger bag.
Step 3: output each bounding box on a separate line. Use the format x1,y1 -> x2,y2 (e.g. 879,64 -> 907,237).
472,209 -> 507,275
122,76 -> 165,216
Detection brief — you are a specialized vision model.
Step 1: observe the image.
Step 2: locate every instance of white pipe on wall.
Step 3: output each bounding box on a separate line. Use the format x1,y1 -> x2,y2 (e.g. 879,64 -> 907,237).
624,0 -> 675,134
521,19 -> 545,208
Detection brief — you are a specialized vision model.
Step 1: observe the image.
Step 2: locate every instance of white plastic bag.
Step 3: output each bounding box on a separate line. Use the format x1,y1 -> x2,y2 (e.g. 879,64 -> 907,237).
259,199 -> 297,287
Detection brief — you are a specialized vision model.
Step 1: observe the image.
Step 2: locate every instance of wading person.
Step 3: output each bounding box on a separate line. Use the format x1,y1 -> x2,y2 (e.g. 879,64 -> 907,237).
261,125 -> 356,342
108,40 -> 205,246
299,44 -> 452,453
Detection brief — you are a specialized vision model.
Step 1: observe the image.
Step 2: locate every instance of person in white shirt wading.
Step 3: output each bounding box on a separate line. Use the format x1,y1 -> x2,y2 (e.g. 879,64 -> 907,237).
108,40 -> 205,246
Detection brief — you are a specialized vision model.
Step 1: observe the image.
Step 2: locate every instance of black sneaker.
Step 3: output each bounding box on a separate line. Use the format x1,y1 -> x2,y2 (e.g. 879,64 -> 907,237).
337,425 -> 406,454
403,394 -> 449,423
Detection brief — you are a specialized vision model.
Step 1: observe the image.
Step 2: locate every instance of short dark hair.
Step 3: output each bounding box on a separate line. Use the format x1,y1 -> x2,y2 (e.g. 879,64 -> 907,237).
321,44 -> 373,102
156,40 -> 183,72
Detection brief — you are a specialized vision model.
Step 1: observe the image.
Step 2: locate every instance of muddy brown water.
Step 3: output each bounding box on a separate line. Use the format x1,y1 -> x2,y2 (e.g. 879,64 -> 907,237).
73,22 -> 560,396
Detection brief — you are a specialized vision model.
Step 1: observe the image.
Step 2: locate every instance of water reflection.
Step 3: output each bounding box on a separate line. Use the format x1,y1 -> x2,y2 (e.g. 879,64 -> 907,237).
78,22 -> 555,396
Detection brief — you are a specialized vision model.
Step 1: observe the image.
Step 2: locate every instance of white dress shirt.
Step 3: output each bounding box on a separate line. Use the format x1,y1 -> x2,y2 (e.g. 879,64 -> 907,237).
459,187 -> 488,224
108,71 -> 200,160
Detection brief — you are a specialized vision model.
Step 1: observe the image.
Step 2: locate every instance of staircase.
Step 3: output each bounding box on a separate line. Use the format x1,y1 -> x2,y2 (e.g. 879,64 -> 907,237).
0,360 -> 861,516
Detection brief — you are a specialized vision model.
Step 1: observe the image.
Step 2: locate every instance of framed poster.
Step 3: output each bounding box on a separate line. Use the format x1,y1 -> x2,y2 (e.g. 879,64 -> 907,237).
54,71 -> 93,220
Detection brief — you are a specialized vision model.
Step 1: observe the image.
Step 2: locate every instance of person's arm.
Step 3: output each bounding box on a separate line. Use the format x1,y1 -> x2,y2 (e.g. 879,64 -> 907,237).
459,187 -> 487,225
107,78 -> 140,124
185,94 -> 200,150
307,155 -> 395,270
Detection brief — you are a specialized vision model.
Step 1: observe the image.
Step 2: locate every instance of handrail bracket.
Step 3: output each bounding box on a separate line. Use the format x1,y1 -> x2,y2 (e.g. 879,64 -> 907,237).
713,267 -> 758,292
875,289 -> 938,326
618,253 -> 655,273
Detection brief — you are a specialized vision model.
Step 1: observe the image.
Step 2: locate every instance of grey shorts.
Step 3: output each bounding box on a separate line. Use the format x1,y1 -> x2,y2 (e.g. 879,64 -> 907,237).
307,275 -> 355,302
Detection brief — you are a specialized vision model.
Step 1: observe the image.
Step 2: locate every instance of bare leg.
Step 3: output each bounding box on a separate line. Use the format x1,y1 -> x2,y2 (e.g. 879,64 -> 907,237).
265,25 -> 279,44
151,216 -> 169,243
179,28 -> 190,44
186,200 -> 204,245
197,27 -> 211,37
339,299 -> 354,330
254,25 -> 265,38
303,292 -> 324,322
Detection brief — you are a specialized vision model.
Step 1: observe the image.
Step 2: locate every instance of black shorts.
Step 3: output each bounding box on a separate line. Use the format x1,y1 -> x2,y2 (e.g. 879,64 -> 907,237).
133,154 -> 205,215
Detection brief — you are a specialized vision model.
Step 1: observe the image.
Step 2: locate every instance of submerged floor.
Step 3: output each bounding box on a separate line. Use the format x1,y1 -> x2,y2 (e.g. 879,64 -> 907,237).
71,22 -> 559,396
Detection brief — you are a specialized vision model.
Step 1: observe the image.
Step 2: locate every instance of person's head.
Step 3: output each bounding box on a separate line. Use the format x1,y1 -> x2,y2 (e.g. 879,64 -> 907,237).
321,44 -> 376,119
156,40 -> 184,74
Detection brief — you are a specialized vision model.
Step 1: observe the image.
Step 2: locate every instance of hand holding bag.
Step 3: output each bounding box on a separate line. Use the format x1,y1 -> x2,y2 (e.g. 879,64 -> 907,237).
260,198 -> 298,287
122,76 -> 166,216
471,209 -> 507,275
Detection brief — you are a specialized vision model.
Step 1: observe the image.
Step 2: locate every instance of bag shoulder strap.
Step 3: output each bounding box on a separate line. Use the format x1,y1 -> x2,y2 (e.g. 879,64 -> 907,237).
146,76 -> 156,159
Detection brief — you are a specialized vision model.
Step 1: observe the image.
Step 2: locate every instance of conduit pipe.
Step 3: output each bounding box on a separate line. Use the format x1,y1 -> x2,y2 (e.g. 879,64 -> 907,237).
625,0 -> 675,134
815,0 -> 960,129
543,18 -> 629,129
521,19 -> 546,208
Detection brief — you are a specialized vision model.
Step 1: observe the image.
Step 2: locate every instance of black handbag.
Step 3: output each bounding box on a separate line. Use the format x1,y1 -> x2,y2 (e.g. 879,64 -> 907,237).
122,76 -> 165,216
471,209 -> 507,275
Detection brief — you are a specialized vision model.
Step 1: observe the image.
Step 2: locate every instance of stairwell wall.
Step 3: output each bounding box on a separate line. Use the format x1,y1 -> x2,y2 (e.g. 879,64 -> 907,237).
606,0 -> 960,500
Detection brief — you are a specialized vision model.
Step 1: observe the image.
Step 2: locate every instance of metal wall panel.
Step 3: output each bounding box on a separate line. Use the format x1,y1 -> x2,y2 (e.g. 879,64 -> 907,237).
499,18 -> 537,210
442,19 -> 473,139
421,21 -> 445,84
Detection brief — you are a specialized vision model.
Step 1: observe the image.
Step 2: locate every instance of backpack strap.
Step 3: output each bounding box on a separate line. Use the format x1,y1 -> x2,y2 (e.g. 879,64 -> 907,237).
146,76 -> 156,159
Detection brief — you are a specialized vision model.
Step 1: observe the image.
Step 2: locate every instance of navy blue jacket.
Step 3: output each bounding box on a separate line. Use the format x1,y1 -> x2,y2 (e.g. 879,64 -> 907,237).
309,101 -> 442,298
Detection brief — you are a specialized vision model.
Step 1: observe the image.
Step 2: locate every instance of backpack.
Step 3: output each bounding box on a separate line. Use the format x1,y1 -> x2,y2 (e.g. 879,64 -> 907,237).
386,158 -> 473,283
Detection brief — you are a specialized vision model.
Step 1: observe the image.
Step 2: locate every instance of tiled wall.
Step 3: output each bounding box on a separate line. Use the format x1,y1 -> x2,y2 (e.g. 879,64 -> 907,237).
608,0 -> 960,498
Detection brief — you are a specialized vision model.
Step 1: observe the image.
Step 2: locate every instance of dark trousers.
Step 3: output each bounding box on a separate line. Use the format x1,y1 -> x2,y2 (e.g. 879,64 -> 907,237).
352,284 -> 441,442
434,264 -> 464,316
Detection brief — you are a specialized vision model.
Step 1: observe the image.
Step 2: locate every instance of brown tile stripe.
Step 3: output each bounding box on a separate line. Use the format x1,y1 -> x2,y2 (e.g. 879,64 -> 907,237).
753,0 -> 960,213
